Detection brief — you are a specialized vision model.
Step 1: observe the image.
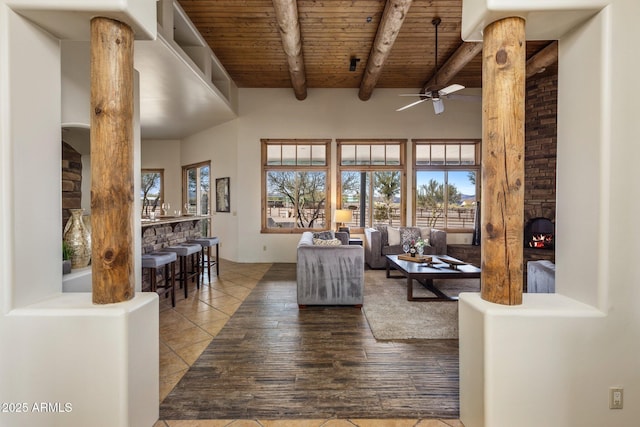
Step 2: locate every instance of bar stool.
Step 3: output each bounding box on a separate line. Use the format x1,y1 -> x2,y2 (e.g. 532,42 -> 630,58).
141,251 -> 177,307
188,237 -> 220,281
163,243 -> 202,298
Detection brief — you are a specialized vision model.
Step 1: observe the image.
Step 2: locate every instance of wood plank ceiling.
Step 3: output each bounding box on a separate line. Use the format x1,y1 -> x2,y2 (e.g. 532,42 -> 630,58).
178,0 -> 557,99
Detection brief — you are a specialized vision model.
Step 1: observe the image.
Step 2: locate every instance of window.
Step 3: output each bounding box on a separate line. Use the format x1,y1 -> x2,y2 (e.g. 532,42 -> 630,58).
413,140 -> 480,231
337,139 -> 406,230
262,139 -> 330,233
141,169 -> 163,218
183,161 -> 210,216
183,161 -> 211,235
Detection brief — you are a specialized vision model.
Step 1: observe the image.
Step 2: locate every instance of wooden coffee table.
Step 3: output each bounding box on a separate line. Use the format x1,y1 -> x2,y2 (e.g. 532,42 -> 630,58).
386,254 -> 481,301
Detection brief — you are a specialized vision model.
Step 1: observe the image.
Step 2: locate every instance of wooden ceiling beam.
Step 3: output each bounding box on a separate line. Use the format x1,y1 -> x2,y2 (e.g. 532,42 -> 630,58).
526,40 -> 558,78
272,0 -> 307,100
359,0 -> 413,101
422,41 -> 483,92
421,40 -> 558,92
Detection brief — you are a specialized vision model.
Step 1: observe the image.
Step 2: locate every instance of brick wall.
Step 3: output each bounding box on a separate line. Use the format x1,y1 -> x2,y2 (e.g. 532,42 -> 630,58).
525,71 -> 557,223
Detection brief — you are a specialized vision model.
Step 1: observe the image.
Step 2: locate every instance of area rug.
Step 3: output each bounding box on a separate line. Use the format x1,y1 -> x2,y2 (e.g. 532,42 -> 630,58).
363,268 -> 480,340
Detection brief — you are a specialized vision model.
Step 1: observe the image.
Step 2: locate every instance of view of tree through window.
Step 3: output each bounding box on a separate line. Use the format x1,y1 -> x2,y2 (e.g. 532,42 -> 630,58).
413,140 -> 480,230
141,169 -> 163,217
338,140 -> 406,230
262,140 -> 330,232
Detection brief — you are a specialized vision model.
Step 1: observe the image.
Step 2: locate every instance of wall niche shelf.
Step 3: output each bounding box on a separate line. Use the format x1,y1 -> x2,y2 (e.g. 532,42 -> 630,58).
134,0 -> 238,139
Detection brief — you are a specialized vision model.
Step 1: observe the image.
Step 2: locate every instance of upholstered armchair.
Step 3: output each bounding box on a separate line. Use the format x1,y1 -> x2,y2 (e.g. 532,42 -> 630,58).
364,225 -> 447,269
296,231 -> 364,307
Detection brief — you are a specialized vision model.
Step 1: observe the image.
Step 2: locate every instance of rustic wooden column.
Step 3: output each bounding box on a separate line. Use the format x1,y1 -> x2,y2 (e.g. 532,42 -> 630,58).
480,17 -> 526,305
272,0 -> 307,100
90,17 -> 135,304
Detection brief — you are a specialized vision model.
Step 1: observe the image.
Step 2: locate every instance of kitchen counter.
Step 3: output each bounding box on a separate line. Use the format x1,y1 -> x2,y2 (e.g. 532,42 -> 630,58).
141,214 -> 210,228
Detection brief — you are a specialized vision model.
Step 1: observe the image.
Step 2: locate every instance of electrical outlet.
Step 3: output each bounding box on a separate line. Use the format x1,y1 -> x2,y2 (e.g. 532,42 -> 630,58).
610,387 -> 623,409
263,245 -> 267,251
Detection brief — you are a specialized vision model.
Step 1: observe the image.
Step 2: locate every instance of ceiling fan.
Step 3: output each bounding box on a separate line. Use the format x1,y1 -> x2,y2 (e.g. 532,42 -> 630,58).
396,17 -> 475,115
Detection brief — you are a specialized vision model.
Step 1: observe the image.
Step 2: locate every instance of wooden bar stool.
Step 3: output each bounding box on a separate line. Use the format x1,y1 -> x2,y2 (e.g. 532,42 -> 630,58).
163,243 -> 202,298
188,237 -> 220,281
142,251 -> 177,307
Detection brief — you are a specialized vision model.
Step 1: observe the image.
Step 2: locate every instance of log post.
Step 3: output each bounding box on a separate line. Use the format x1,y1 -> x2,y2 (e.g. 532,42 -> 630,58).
480,17 -> 526,305
90,17 -> 135,304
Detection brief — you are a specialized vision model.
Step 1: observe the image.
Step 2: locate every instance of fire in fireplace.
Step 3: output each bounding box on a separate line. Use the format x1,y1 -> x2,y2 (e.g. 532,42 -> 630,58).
524,217 -> 554,249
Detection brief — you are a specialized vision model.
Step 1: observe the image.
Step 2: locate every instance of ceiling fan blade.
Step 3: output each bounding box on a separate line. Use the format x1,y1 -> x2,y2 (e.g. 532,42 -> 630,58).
396,98 -> 429,112
439,84 -> 465,96
433,98 -> 445,115
398,93 -> 429,97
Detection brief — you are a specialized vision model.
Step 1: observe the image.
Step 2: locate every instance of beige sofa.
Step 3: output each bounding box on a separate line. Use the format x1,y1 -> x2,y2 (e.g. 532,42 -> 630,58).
296,231 -> 364,307
364,225 -> 447,269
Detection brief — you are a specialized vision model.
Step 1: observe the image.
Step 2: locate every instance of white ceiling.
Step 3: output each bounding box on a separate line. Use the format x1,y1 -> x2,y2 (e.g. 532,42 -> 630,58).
135,37 -> 237,140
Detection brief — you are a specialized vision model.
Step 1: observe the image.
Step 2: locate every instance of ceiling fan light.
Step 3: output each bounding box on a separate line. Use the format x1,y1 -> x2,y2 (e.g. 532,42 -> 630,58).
433,99 -> 445,115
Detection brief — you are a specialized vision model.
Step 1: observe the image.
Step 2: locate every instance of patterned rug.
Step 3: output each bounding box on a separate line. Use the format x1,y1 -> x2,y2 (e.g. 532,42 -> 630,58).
363,268 -> 480,339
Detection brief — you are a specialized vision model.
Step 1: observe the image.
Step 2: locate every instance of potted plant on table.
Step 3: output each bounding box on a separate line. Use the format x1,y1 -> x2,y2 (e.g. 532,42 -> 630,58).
62,241 -> 73,274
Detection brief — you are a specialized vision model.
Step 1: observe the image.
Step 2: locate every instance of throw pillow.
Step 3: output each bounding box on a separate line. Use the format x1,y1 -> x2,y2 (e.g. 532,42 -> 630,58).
419,227 -> 431,246
387,226 -> 401,246
399,227 -> 422,247
313,238 -> 342,246
313,230 -> 335,240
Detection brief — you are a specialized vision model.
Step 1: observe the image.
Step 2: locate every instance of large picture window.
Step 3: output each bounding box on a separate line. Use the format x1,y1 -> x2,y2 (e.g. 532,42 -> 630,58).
337,139 -> 406,231
413,140 -> 480,231
262,139 -> 330,233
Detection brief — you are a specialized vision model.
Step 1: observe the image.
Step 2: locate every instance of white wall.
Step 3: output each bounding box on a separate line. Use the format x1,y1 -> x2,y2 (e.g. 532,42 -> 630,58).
0,3 -> 157,426
182,87 -> 482,263
181,119 -> 239,258
460,1 -> 640,426
4,3 -> 63,308
61,41 -> 90,127
141,139 -> 182,210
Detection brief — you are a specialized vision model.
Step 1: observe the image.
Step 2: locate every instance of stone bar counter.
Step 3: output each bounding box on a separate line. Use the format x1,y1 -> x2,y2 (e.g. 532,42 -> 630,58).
141,215 -> 209,254
141,215 -> 210,292
63,215 -> 211,293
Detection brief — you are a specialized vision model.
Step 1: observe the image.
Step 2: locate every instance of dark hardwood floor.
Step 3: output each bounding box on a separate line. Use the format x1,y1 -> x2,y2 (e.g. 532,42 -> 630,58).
159,263 -> 460,420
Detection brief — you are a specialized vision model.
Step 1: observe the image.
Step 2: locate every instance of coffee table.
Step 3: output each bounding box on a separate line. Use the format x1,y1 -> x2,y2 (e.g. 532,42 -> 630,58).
386,254 -> 481,301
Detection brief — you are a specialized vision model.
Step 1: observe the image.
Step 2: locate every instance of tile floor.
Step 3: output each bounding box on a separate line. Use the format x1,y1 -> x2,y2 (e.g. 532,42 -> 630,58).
154,260 -> 464,427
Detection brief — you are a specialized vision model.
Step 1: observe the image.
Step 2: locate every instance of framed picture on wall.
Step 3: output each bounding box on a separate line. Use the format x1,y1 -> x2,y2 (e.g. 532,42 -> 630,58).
215,177 -> 230,213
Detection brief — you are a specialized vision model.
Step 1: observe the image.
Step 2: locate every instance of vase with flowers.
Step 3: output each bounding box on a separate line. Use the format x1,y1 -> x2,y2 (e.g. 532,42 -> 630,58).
407,238 -> 426,258
409,241 -> 417,257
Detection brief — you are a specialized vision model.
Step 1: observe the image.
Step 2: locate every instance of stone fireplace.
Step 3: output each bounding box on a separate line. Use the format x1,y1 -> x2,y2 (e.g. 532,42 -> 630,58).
524,217 -> 554,249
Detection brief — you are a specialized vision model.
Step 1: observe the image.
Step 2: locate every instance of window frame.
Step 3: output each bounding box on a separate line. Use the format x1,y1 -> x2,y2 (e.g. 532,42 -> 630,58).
261,139 -> 331,234
181,161 -> 211,236
337,139 -> 407,233
412,139 -> 481,232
